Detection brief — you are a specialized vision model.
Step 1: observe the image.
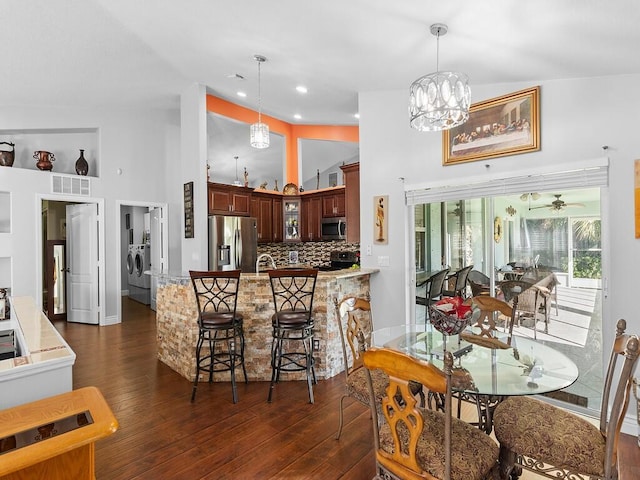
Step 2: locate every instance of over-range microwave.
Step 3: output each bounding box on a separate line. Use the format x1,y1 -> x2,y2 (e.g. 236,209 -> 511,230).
321,217 -> 346,241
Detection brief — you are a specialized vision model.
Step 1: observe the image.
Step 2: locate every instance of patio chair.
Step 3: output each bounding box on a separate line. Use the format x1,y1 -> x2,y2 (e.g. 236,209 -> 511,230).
416,268 -> 450,319
442,264 -> 474,298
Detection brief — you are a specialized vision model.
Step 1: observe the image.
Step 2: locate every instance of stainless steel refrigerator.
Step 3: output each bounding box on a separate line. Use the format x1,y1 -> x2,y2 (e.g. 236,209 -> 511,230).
208,216 -> 257,272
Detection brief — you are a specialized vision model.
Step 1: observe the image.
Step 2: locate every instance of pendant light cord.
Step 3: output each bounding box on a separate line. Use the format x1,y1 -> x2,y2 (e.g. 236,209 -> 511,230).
435,27 -> 440,73
257,60 -> 262,123
234,155 -> 239,183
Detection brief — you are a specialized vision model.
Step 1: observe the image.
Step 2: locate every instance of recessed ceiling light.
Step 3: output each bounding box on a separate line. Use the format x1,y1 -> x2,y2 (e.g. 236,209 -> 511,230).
296,86 -> 308,94
294,114 -> 302,120
354,113 -> 360,119
237,91 -> 247,97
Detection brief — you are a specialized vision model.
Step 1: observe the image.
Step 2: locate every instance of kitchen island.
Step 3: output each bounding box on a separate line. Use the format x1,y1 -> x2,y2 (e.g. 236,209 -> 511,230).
155,268 -> 378,383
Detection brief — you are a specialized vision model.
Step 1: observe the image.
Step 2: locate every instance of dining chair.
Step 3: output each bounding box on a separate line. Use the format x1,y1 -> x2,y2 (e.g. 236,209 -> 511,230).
267,268 -> 318,403
455,295 -> 518,432
333,295 -> 424,440
442,264 -> 474,298
416,268 -> 450,319
461,295 -> 517,349
363,347 -> 499,480
189,269 -> 247,403
493,318 -> 640,480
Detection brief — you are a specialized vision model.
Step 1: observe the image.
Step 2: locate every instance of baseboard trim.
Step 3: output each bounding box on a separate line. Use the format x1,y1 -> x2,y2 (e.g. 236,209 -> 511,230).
102,315 -> 119,326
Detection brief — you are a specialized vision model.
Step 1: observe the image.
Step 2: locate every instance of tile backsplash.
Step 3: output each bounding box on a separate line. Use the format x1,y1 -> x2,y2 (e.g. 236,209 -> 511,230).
257,242 -> 359,268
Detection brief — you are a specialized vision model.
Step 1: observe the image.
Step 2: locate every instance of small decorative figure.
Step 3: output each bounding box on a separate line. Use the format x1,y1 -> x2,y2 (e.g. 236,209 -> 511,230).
274,179 -> 279,192
244,167 -> 249,187
259,181 -> 268,189
206,163 -> 211,182
376,197 -> 385,242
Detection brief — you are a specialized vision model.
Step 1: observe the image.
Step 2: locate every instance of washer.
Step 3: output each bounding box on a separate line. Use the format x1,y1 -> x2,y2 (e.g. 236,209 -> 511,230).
128,244 -> 150,305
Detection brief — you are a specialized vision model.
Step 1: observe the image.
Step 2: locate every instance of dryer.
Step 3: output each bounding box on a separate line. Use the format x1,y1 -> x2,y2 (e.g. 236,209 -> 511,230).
126,245 -> 138,287
134,244 -> 151,289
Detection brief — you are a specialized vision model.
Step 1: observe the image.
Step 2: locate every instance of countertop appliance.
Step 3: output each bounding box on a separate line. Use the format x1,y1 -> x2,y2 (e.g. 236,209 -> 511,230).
209,215 -> 257,272
321,217 -> 346,241
318,250 -> 359,271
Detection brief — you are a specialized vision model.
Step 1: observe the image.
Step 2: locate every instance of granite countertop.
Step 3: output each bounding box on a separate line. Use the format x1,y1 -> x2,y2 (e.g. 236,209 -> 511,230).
153,267 -> 379,283
0,296 -> 76,374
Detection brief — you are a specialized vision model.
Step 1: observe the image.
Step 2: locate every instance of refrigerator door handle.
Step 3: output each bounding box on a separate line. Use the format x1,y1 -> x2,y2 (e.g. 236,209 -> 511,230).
235,227 -> 242,268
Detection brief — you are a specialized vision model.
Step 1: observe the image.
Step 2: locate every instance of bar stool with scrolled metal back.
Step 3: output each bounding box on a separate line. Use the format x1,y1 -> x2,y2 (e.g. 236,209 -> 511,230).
189,269 -> 247,403
268,268 -> 319,403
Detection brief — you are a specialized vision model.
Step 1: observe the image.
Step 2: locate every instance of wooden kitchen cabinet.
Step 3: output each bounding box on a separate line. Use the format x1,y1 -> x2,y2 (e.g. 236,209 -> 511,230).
272,197 -> 283,242
250,193 -> 273,243
301,195 -> 322,242
207,182 -> 252,216
340,162 -> 360,243
321,188 -> 346,217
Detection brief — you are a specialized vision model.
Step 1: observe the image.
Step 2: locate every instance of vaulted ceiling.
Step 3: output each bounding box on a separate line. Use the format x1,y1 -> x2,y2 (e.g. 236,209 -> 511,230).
3,0 -> 639,126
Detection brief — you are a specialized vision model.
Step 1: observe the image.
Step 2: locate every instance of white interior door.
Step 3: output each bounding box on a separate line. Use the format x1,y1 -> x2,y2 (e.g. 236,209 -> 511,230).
149,207 -> 166,311
66,203 -> 99,324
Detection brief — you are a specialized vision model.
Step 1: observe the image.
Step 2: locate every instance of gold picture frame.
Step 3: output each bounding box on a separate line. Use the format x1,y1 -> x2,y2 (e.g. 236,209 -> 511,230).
443,86 -> 540,165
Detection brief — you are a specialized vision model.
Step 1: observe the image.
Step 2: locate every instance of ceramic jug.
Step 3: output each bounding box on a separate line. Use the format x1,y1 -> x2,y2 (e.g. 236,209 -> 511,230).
34,150 -> 55,171
0,142 -> 15,167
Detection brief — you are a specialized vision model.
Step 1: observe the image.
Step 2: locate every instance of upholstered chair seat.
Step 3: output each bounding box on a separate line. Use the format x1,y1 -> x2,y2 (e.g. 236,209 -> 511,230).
201,311 -> 242,327
494,396 -> 605,476
378,408 -> 499,480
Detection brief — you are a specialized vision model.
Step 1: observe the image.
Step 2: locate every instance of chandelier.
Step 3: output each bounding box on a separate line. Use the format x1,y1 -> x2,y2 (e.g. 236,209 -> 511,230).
409,24 -> 471,132
250,55 -> 270,149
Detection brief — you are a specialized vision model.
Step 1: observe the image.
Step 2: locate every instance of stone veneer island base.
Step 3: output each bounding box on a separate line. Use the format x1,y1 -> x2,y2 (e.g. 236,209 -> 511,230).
155,268 -> 377,383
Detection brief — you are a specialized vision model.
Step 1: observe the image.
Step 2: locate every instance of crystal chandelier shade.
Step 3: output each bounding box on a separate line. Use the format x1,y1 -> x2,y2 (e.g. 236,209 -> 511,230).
409,24 -> 471,132
250,54 -> 270,149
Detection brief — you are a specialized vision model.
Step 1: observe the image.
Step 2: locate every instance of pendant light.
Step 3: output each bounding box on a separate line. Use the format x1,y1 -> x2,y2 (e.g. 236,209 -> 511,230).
409,24 -> 471,132
250,54 -> 270,149
232,155 -> 242,186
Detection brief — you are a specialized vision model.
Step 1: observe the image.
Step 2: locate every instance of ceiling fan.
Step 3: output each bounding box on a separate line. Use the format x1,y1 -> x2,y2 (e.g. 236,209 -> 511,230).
529,194 -> 585,211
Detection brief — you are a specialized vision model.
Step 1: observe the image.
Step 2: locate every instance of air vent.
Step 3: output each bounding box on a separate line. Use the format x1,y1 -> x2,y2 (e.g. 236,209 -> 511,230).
51,174 -> 91,196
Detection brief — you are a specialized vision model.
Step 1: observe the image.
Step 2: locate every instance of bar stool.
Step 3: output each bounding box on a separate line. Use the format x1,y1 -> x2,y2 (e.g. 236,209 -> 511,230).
267,268 -> 318,403
189,269 -> 247,403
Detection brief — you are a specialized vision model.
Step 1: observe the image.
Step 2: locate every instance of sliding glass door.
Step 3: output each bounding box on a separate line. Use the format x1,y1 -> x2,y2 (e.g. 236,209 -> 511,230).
413,187 -> 603,411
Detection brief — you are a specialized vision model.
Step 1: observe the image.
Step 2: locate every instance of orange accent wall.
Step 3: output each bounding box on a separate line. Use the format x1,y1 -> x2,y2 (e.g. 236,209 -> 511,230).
206,94 -> 359,184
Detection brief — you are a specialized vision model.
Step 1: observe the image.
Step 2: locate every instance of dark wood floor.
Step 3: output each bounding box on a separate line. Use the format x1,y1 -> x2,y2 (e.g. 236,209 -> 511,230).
53,297 -> 640,479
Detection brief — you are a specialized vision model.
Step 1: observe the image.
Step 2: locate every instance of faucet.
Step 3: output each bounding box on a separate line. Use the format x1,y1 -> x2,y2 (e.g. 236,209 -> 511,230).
256,253 -> 277,274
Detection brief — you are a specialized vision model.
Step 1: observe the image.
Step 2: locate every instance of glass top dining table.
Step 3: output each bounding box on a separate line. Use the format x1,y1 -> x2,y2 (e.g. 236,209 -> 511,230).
371,325 -> 579,398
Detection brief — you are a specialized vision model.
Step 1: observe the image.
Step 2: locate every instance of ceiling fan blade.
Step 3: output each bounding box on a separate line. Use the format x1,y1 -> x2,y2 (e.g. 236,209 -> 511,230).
528,204 -> 553,210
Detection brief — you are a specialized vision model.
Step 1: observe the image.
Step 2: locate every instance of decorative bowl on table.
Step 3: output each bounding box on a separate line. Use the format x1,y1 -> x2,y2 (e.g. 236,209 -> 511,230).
428,297 -> 472,335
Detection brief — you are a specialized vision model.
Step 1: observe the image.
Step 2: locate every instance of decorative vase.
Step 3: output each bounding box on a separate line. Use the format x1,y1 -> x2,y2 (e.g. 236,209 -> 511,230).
0,142 -> 15,167
75,149 -> 89,176
34,151 -> 55,171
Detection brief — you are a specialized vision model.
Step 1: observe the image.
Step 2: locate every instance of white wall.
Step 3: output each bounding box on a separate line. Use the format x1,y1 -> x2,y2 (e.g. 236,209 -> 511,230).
180,84 -> 209,272
0,105 -> 180,320
360,74 -> 638,331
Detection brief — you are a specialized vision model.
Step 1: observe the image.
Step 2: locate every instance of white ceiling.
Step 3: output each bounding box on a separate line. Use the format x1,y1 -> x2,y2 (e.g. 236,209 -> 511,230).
3,0 -> 640,125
